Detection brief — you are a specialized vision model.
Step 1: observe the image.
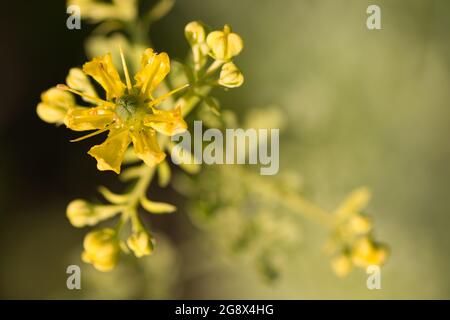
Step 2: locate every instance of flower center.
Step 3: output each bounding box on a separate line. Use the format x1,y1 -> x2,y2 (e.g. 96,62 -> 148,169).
115,94 -> 142,122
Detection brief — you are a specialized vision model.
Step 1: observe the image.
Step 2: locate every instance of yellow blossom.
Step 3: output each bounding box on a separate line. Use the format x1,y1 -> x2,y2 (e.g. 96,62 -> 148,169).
218,62 -> 244,88
82,228 -> 120,272
37,48 -> 189,174
206,25 -> 243,61
127,231 -> 154,257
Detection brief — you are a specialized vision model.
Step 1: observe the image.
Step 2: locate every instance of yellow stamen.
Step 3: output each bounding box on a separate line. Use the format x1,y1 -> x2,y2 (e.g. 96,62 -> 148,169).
147,84 -> 189,108
57,84 -> 115,108
119,46 -> 132,92
70,127 -> 110,142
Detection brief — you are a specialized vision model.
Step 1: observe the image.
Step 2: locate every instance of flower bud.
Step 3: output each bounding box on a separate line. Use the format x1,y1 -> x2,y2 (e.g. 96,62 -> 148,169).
127,230 -> 154,257
185,21 -> 206,45
67,199 -> 94,227
66,199 -> 122,228
206,25 -> 243,61
82,228 -> 120,272
218,62 -> 244,88
36,87 -> 74,124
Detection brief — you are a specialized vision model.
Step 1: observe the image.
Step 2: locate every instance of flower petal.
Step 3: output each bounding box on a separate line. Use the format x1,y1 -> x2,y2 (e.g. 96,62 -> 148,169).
83,53 -> 125,100
66,68 -> 99,104
143,107 -> 187,136
130,127 -> 166,167
218,62 -> 244,88
65,106 -> 116,131
134,48 -> 170,98
88,129 -> 131,174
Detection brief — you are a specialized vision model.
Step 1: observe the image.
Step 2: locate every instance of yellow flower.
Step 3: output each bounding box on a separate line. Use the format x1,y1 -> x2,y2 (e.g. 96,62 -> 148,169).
218,62 -> 244,88
127,231 -> 154,257
82,228 -> 120,272
351,237 -> 388,268
206,25 -> 243,61
36,88 -> 74,124
38,48 -> 189,174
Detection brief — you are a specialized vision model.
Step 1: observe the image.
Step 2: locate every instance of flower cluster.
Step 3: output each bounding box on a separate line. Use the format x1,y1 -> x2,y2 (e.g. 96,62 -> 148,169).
327,188 -> 389,277
185,22 -> 244,88
36,16 -> 245,272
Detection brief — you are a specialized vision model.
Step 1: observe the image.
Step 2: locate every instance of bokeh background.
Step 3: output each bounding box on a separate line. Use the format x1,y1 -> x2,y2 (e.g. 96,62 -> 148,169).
1,0 -> 449,299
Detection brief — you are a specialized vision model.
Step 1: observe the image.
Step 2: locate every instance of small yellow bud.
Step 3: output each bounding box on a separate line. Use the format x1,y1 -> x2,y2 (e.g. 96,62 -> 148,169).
36,87 -> 74,124
127,231 -> 154,257
351,237 -> 388,268
82,228 -> 120,272
67,199 -> 94,227
206,25 -> 243,61
218,62 -> 244,88
331,254 -> 352,277
185,21 -> 206,45
66,199 -> 123,228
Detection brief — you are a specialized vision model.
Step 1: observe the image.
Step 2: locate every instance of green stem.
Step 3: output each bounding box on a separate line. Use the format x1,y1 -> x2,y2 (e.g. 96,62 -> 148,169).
116,166 -> 155,232
240,167 -> 336,229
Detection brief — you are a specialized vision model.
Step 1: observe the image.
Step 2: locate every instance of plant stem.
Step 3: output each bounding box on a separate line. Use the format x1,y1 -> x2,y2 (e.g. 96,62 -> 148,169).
241,168 -> 336,229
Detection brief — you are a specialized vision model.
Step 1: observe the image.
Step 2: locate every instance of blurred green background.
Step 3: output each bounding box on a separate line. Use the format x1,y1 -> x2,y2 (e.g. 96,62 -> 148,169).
0,0 -> 449,299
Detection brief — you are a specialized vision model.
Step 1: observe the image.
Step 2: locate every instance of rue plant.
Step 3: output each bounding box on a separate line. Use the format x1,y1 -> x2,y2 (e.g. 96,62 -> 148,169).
37,0 -> 387,278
